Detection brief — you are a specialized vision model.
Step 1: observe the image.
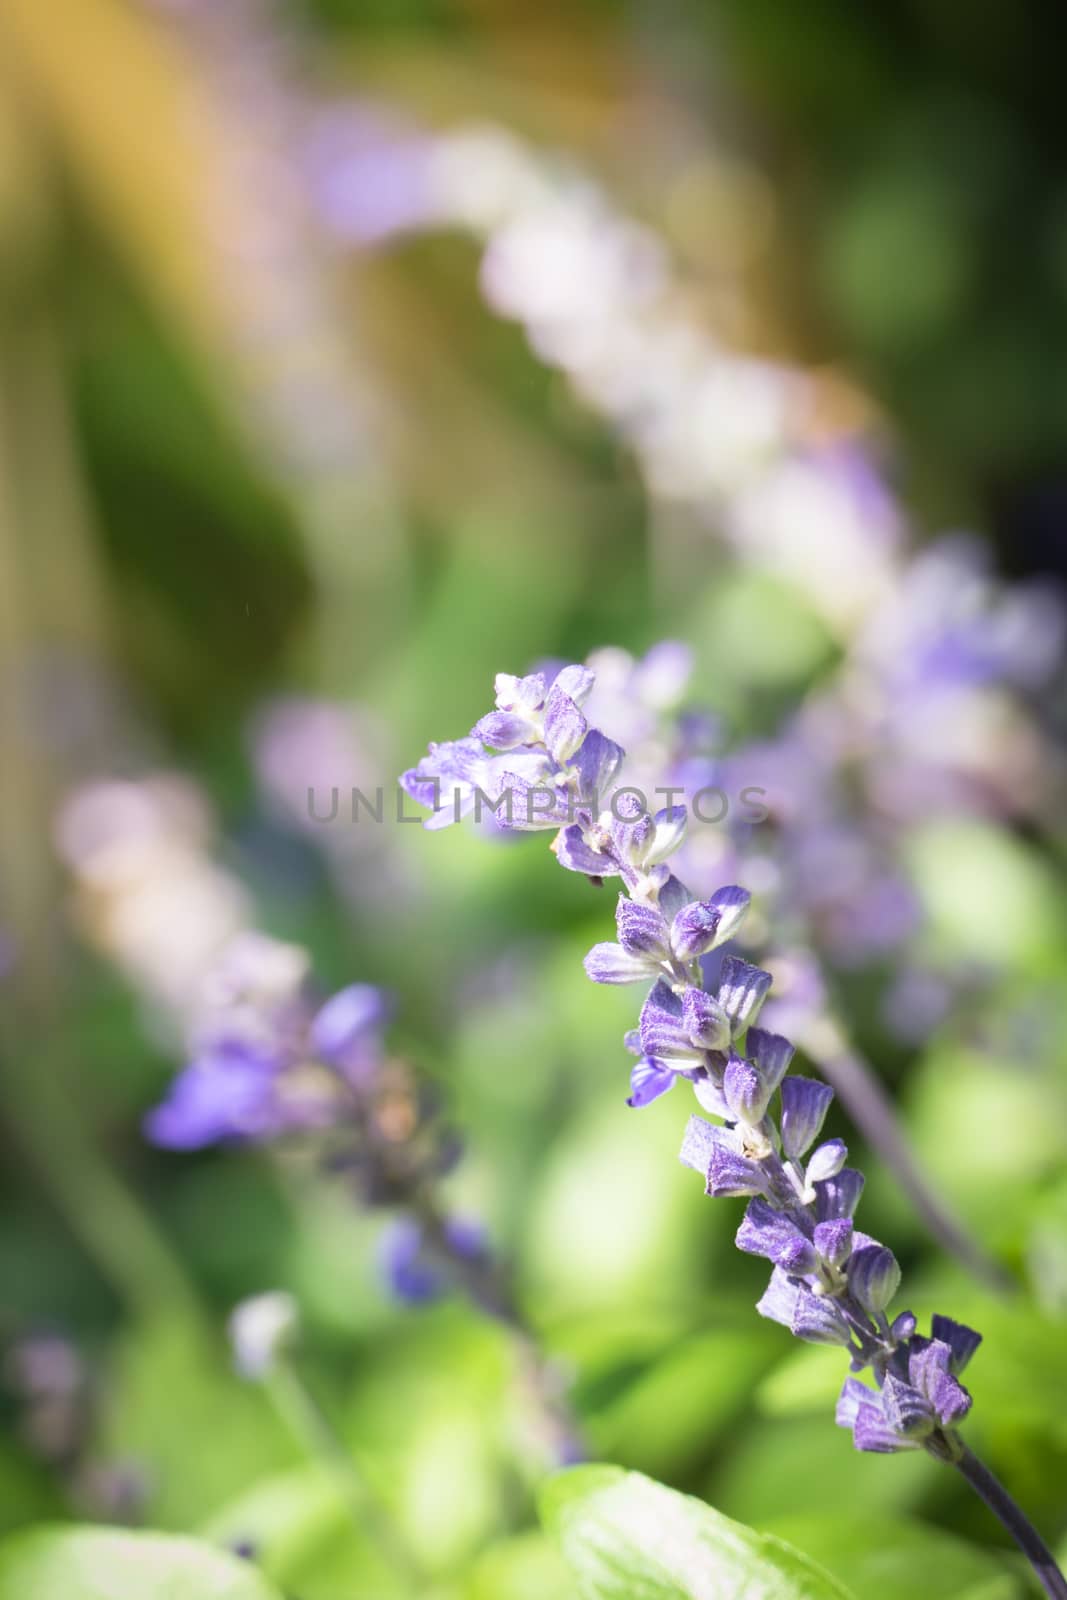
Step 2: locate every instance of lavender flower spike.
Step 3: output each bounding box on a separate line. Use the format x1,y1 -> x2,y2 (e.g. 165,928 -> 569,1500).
401,662 -> 1067,1600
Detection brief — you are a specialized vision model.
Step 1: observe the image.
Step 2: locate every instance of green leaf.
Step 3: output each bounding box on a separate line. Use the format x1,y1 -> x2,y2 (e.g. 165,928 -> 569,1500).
540,1465 -> 856,1600
94,1314 -> 297,1528
202,1463 -> 404,1599
589,1326 -> 782,1478
762,1512 -> 1023,1600
0,1525 -> 285,1600
464,1531 -> 575,1600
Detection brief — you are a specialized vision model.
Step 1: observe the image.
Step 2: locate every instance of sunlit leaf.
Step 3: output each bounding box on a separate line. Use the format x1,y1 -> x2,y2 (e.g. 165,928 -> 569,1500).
540,1465 -> 855,1599
763,1512 -> 1022,1600
0,1525 -> 285,1600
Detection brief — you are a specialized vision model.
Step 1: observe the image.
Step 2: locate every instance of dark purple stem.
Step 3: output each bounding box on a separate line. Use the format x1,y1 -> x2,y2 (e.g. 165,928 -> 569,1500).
954,1445 -> 1067,1599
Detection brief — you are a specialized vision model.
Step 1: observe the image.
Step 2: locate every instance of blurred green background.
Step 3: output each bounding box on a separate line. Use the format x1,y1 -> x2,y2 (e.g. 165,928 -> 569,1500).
2,2 -> 1066,1596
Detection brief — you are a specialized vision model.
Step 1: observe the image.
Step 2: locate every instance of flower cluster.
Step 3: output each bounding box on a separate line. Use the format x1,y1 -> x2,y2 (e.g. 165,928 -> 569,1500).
143,930 -> 487,1304
401,661 -> 984,1462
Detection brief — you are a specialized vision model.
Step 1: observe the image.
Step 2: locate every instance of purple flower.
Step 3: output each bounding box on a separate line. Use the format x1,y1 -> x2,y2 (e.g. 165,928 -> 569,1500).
627,1058 -> 676,1107
400,737 -> 520,830
378,1215 -> 487,1306
716,956 -> 773,1035
401,669 -> 997,1490
311,984 -> 390,1071
616,897 -> 672,960
145,1044 -> 281,1149
848,1243 -> 901,1315
930,1314 -> 983,1374
814,1168 -> 865,1221
670,900 -> 723,962
639,980 -> 704,1066
736,1199 -> 817,1273
780,1077 -> 834,1160
378,1217 -> 444,1304
682,986 -> 731,1050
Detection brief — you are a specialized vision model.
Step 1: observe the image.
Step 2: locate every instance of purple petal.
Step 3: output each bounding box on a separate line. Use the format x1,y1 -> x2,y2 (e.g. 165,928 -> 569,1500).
717,956 -> 773,1034
399,766 -> 439,810
847,1244 -> 900,1314
908,1337 -> 971,1424
853,1399 -> 916,1454
640,979 -> 702,1062
583,942 -> 659,985
554,824 -> 620,877
568,729 -> 624,805
472,711 -> 537,750
378,1218 -> 444,1305
612,801 -> 654,866
543,685 -> 587,764
644,805 -> 688,867
311,984 -> 389,1064
494,671 -> 547,713
682,987 -> 731,1050
780,1077 -> 834,1161
881,1374 -> 935,1439
679,1114 -> 719,1175
616,897 -> 671,959
144,1050 -> 278,1150
670,901 -> 723,962
929,1369 -> 972,1426
706,885 -> 751,946
496,773 -> 572,831
723,1052 -> 770,1124
806,1138 -> 848,1186
658,874 -> 692,921
736,1198 -> 817,1272
791,1286 -> 852,1347
756,1266 -> 801,1330
746,1028 -> 795,1096
814,1168 -> 865,1221
890,1310 -> 918,1341
836,1376 -> 873,1429
692,1072 -> 730,1119
552,663 -> 596,706
627,1059 -> 676,1108
930,1314 -> 982,1375
814,1218 -> 853,1268
707,1135 -> 768,1198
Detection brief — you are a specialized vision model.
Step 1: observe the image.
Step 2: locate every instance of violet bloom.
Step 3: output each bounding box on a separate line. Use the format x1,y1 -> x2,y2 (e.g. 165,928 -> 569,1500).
378,1216 -> 488,1306
401,660 -> 1067,1599
146,934 -> 391,1152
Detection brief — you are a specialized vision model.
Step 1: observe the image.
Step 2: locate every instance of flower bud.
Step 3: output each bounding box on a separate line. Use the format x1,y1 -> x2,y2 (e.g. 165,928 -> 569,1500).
814,1218 -> 853,1269
717,956 -> 772,1035
543,685 -> 587,763
848,1243 -> 901,1315
670,900 -> 723,961
805,1138 -> 848,1187
643,806 -> 688,866
779,1076 -> 834,1161
682,987 -> 731,1050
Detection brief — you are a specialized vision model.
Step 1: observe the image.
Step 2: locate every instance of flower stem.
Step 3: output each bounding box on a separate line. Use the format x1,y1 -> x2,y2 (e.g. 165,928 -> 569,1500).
412,1191 -> 584,1464
954,1445 -> 1067,1599
0,1028 -> 202,1324
266,1357 -> 421,1589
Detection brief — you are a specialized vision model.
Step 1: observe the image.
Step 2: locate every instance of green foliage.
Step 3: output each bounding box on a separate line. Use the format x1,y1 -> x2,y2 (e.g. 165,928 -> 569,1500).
539,1465 -> 855,1600
762,1512 -> 1022,1600
0,1526 -> 285,1600
203,1465 -> 406,1600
